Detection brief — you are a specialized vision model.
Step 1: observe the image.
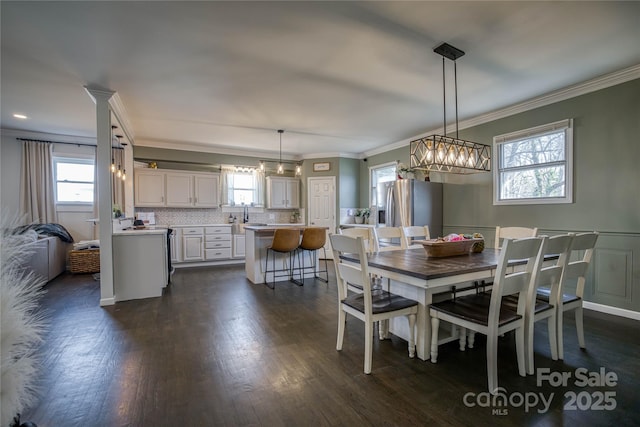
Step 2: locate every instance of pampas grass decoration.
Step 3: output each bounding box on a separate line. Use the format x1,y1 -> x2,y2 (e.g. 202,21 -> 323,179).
1,217 -> 48,427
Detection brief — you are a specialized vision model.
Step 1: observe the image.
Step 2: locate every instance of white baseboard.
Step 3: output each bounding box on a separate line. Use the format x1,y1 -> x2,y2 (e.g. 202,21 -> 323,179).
100,297 -> 115,306
583,301 -> 640,321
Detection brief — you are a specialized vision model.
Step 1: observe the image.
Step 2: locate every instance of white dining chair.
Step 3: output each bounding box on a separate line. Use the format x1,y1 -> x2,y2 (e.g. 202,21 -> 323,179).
503,233 -> 574,375
495,226 -> 538,249
372,226 -> 407,252
538,232 -> 598,360
330,233 -> 418,374
429,236 -> 545,394
338,227 -> 373,253
401,225 -> 431,249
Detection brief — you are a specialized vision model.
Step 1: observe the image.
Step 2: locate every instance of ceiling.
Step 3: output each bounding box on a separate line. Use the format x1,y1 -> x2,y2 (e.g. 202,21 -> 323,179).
2,1 -> 640,160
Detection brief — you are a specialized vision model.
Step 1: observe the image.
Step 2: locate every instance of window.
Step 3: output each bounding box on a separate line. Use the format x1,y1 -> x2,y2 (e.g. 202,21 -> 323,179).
493,119 -> 573,205
222,166 -> 264,206
370,162 -> 397,207
54,157 -> 95,203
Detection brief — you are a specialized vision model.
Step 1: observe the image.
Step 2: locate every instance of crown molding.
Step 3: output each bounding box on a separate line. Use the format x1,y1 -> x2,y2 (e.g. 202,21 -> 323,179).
134,138 -> 299,161
364,63 -> 640,158
109,92 -> 135,144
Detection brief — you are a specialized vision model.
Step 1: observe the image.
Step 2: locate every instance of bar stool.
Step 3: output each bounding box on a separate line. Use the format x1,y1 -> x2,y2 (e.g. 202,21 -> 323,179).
294,227 -> 329,285
264,228 -> 301,289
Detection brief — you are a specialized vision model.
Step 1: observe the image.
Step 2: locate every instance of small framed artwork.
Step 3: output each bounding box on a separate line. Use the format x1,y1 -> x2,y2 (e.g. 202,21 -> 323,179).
313,162 -> 331,172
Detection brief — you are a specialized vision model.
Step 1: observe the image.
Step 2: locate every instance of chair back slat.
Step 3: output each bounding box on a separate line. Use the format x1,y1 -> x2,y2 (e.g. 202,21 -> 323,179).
489,237 -> 545,323
562,232 -> 599,298
401,225 -> 430,249
330,234 -> 372,309
531,233 -> 573,305
495,226 -> 538,249
339,227 -> 373,253
373,226 -> 406,252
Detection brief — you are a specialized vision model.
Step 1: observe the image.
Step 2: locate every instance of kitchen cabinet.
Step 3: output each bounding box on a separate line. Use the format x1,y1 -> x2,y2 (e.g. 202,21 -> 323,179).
166,172 -> 193,207
135,169 -> 220,208
193,174 -> 220,207
113,230 -> 168,301
266,177 -> 300,209
233,235 -> 245,258
166,172 -> 220,208
170,228 -> 181,263
204,226 -> 231,260
134,169 -> 165,206
182,227 -> 204,261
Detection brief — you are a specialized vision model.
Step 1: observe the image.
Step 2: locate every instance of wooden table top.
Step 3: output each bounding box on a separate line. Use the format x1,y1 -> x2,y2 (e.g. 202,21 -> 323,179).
346,248 -> 502,281
342,248 -> 555,282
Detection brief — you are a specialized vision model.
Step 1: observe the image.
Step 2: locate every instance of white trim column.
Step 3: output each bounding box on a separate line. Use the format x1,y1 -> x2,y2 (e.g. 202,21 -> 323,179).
85,86 -> 116,306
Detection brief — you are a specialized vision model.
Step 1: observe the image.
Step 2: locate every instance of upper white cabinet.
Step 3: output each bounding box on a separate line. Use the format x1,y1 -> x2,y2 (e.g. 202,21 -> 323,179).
166,172 -> 193,207
193,174 -> 219,208
266,177 -> 300,209
135,169 -> 220,208
134,169 -> 166,207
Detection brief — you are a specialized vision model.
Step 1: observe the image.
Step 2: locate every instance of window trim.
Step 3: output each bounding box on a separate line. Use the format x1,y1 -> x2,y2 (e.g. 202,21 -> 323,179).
369,161 -> 397,208
53,156 -> 95,205
493,119 -> 573,206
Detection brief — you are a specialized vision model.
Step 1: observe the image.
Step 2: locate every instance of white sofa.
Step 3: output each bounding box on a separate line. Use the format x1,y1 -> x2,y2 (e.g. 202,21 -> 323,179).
23,236 -> 70,284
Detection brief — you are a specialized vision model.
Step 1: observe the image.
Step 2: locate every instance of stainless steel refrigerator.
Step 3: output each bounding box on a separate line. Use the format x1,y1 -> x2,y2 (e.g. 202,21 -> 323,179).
378,180 -> 443,238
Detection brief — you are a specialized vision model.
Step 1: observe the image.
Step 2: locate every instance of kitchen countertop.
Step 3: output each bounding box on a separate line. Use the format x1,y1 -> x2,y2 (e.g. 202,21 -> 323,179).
113,227 -> 168,236
340,223 -> 376,228
243,224 -> 325,234
169,224 -> 232,227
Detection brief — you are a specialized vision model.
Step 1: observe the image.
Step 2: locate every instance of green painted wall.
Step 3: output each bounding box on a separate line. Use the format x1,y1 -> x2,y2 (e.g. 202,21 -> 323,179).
359,78 -> 640,312
339,158 -> 359,209
449,78 -> 640,234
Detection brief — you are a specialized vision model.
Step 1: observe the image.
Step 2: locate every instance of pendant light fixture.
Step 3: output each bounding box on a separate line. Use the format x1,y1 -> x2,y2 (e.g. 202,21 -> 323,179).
115,134 -> 123,178
410,43 -> 490,174
110,125 -> 118,173
277,129 -> 284,175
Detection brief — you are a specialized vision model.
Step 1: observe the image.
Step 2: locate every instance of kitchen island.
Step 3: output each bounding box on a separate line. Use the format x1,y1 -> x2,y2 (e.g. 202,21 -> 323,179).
113,227 -> 169,301
244,225 -> 327,284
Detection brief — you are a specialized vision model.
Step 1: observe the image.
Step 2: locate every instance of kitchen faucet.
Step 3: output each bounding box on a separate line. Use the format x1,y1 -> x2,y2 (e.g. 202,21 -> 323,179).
243,205 -> 249,223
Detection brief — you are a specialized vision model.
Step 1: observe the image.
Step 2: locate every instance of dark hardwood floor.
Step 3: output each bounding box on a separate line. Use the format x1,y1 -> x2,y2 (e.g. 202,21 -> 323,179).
23,263 -> 640,426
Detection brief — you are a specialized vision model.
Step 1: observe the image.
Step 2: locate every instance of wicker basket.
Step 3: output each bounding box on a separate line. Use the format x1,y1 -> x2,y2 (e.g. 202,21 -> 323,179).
69,249 -> 100,273
416,238 -> 483,258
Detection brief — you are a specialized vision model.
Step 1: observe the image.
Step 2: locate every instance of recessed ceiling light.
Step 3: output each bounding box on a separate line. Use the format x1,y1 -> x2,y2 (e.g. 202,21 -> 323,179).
13,113 -> 28,119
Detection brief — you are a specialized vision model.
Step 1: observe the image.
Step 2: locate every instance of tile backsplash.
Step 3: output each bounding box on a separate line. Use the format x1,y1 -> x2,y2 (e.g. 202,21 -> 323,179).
136,207 -> 303,226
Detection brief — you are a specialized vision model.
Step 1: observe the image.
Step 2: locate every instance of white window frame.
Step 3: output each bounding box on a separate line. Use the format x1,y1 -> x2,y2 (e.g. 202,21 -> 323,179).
369,161 -> 397,207
493,119 -> 573,205
222,166 -> 264,208
53,156 -> 95,205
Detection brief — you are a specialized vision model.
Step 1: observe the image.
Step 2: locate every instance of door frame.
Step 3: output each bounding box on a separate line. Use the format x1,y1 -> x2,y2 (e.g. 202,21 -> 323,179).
307,176 -> 336,260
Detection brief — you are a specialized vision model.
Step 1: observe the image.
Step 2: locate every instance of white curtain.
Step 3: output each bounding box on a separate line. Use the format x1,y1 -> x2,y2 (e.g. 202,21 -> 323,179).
254,168 -> 265,207
111,148 -> 125,213
220,165 -> 265,206
20,140 -> 57,223
220,165 -> 235,205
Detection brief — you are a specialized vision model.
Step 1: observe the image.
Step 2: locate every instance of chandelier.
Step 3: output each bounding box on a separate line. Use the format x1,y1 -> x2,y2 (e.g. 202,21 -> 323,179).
410,43 -> 490,174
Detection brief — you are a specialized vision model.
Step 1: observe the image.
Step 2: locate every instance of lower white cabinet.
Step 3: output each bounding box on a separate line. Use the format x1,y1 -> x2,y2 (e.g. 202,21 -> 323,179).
170,228 -> 182,263
171,225 -> 238,265
205,226 -> 231,260
182,227 -> 204,261
233,235 -> 245,258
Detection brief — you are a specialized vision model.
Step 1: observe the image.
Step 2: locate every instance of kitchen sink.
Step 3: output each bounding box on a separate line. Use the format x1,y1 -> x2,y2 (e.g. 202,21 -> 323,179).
232,223 -> 268,234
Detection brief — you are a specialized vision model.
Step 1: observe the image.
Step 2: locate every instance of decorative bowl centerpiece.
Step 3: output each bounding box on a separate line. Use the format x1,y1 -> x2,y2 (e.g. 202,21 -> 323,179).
417,233 -> 485,257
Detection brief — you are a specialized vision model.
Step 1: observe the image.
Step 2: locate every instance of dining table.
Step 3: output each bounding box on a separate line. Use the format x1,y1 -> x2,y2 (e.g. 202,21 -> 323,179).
341,247 -> 525,361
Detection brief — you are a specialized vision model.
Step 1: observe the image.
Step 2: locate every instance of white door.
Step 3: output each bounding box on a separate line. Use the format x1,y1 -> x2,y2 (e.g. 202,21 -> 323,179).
307,177 -> 336,259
